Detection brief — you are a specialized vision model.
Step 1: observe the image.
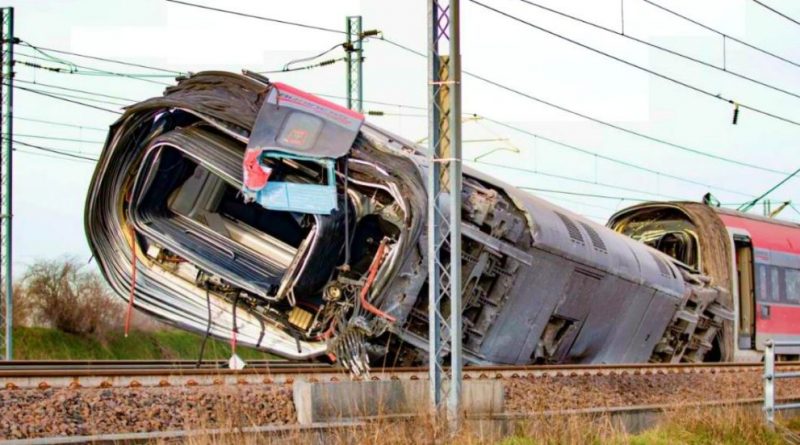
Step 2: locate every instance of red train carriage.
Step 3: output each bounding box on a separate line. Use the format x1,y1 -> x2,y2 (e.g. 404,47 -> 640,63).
609,202 -> 800,361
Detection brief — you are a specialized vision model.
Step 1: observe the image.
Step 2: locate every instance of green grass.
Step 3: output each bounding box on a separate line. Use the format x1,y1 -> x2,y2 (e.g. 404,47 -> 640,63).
492,407 -> 787,445
12,326 -> 276,361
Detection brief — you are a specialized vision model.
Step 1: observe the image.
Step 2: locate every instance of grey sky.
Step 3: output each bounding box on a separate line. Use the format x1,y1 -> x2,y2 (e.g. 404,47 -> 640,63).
7,0 -> 800,272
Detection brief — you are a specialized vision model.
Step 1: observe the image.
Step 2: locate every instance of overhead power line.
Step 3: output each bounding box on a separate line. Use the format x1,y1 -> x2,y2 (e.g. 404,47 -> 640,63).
470,0 -> 800,128
13,148 -> 97,164
475,115 -> 755,197
15,79 -> 137,103
16,40 -> 183,74
135,1 -> 798,180
518,186 -> 655,202
15,133 -> 104,144
165,0 -> 346,35
533,192 -> 622,213
376,36 -> 797,177
738,165 -> 800,211
324,91 -> 762,198
8,83 -> 122,114
14,116 -> 107,132
750,0 -> 800,27
15,52 -> 172,85
313,92 -> 428,111
11,82 -> 129,108
259,57 -> 345,74
12,140 -> 100,161
469,159 -> 685,200
516,0 -> 800,100
643,0 -> 800,70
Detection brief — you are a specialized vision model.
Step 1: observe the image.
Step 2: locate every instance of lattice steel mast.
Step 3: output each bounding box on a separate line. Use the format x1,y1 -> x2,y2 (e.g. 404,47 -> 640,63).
427,0 -> 462,424
0,7 -> 13,360
345,16 -> 363,113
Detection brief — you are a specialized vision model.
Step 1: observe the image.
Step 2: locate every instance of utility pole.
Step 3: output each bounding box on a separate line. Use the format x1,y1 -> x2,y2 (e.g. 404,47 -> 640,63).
345,16 -> 363,113
0,6 -> 13,361
427,0 -> 462,429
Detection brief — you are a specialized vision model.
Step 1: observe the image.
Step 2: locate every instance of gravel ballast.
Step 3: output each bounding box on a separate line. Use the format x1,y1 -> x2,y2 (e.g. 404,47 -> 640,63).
1,369 -> 796,440
0,385 -> 295,439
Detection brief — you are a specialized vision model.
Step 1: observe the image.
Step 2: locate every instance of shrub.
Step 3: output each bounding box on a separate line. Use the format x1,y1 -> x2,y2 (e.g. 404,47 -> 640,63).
19,258 -> 123,341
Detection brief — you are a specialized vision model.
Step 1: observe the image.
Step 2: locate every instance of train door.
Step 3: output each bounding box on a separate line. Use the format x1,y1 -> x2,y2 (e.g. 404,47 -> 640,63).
734,235 -> 756,350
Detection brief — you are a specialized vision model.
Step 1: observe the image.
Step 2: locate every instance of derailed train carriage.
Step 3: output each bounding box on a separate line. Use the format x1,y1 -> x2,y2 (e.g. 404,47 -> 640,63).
85,71 -> 733,371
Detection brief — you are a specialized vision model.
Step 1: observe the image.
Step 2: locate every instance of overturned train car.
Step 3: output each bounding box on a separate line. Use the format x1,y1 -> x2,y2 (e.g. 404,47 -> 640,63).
85,71 -> 733,371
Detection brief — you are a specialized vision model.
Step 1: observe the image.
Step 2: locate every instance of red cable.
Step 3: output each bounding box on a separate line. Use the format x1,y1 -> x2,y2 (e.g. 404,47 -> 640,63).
359,240 -> 396,322
316,240 -> 394,344
124,225 -> 137,337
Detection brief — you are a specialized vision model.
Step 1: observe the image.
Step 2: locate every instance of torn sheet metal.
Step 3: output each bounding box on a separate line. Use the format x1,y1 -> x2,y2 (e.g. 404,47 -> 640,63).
242,82 -> 364,213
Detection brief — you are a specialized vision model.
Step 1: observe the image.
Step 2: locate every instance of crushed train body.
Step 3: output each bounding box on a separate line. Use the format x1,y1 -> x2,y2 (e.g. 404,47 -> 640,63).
85,71 -> 733,371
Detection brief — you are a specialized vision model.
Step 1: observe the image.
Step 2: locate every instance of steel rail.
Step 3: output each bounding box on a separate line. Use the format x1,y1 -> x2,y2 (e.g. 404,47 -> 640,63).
0,359 -> 309,370
1,361 -> 797,390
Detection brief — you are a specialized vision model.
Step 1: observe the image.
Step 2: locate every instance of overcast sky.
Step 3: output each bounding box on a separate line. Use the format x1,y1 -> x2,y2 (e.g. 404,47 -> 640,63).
7,0 -> 800,272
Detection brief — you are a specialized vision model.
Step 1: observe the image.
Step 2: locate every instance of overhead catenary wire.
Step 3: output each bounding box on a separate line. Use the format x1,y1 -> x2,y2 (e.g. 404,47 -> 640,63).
474,114 -> 756,198
14,116 -> 107,132
469,0 -> 800,128
15,78 -> 137,103
519,186 -> 662,202
376,36 -> 797,177
7,83 -> 123,114
157,0 -> 795,181
11,82 -> 130,108
469,159 -> 685,200
750,0 -> 800,27
643,0 -> 800,70
515,0 -> 800,101
321,91 -> 759,199
281,41 -> 345,71
15,133 -> 104,144
12,140 -> 100,161
16,39 -> 184,75
115,2 -> 800,180
524,190 -> 629,212
12,147 -> 97,164
313,92 -> 428,111
164,0 -> 346,35
15,52 -> 172,85
738,166 -> 800,211
259,57 -> 345,74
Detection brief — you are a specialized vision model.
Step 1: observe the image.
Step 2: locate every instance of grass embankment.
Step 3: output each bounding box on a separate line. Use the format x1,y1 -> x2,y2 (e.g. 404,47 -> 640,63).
12,326 -> 275,361
496,406 -> 788,445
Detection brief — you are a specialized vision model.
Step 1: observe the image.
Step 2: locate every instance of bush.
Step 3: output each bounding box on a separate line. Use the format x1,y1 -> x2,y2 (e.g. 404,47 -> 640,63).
19,258 -> 123,341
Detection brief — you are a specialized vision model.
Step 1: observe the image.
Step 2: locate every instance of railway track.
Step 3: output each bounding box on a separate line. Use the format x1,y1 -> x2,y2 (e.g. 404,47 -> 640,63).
0,360 -> 794,389
2,361 -> 797,441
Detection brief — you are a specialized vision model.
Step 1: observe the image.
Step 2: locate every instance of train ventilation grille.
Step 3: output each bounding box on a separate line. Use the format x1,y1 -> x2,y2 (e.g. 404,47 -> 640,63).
649,252 -> 675,279
578,221 -> 607,253
554,211 -> 585,246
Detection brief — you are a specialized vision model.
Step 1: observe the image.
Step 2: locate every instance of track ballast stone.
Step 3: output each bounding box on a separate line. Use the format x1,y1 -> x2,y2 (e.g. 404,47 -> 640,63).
0,385 -> 295,439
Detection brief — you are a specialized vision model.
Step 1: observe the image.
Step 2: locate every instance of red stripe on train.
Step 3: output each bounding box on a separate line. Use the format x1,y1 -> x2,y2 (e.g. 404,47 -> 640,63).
719,213 -> 800,255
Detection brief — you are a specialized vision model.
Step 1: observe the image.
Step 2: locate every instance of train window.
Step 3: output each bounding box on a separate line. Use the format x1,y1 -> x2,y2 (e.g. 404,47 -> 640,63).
770,266 -> 782,302
757,264 -> 768,302
785,268 -> 800,303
